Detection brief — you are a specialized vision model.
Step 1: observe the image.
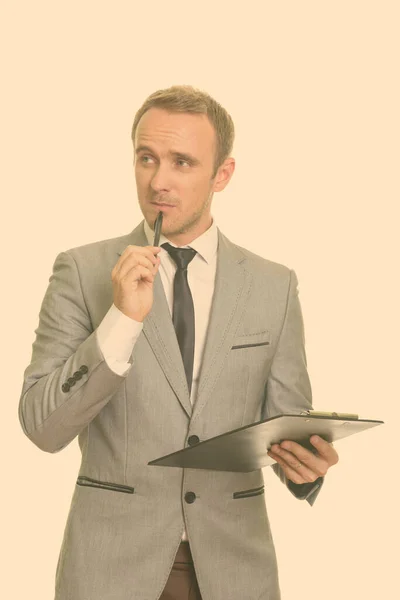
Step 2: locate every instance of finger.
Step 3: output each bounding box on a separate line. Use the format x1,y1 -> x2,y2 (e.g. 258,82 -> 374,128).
268,451 -> 308,485
121,244 -> 161,255
269,448 -> 320,482
114,246 -> 161,274
277,441 -> 328,477
122,264 -> 155,285
122,245 -> 162,258
114,253 -> 157,281
120,246 -> 161,266
309,436 -> 339,466
124,254 -> 156,278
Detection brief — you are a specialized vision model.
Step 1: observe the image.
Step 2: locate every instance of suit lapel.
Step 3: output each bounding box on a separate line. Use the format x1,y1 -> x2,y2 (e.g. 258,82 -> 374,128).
191,230 -> 252,423
143,274 -> 193,417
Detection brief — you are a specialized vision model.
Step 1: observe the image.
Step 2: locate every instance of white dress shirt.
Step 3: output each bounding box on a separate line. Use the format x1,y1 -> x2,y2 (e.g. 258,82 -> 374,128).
96,217 -> 218,541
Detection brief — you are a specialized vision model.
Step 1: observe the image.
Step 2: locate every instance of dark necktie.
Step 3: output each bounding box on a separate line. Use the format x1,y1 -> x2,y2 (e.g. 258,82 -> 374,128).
162,243 -> 197,394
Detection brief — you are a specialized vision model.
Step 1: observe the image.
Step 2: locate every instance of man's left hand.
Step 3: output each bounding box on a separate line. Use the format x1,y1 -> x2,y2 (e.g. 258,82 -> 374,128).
267,436 -> 339,484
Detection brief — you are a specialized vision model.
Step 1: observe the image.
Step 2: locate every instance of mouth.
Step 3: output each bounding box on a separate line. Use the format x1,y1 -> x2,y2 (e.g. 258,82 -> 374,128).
151,202 -> 176,209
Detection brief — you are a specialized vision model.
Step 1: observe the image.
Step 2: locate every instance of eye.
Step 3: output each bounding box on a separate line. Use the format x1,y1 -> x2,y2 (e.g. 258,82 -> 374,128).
140,155 -> 154,164
177,159 -> 190,167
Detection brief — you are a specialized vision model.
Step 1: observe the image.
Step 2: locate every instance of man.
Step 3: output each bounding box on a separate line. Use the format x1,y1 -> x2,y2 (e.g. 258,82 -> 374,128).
19,85 -> 338,600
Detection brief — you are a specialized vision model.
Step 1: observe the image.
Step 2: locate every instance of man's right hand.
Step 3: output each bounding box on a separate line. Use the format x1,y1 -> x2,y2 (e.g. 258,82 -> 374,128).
112,245 -> 162,322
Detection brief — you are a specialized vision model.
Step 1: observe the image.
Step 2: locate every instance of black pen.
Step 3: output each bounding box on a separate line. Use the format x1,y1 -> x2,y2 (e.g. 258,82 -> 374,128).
153,210 -> 163,248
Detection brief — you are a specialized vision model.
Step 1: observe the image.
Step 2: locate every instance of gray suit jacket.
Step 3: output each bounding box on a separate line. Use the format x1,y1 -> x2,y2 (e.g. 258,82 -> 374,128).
19,221 -> 322,600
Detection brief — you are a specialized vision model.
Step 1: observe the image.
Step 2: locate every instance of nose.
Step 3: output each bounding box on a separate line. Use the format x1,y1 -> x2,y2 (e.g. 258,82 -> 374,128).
150,163 -> 172,194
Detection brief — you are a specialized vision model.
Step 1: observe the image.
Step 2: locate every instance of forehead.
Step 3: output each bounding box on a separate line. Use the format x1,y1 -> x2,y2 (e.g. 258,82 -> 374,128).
135,107 -> 216,154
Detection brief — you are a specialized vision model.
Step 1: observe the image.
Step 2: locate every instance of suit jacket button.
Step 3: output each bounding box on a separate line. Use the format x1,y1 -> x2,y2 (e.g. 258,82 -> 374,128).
185,492 -> 196,504
79,365 -> 89,374
188,435 -> 200,446
61,383 -> 70,393
73,371 -> 83,380
67,377 -> 76,386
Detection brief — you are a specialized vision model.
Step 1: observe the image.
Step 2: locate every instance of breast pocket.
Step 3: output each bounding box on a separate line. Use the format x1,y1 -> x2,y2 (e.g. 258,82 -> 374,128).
231,330 -> 271,350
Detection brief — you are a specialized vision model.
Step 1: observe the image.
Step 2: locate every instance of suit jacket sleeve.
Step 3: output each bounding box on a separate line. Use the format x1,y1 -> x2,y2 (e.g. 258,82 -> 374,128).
18,251 -> 133,454
262,268 -> 323,506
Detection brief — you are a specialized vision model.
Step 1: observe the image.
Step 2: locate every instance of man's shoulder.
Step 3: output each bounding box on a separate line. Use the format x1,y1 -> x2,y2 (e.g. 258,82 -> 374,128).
222,233 -> 293,280
58,224 -> 144,265
64,232 -> 133,257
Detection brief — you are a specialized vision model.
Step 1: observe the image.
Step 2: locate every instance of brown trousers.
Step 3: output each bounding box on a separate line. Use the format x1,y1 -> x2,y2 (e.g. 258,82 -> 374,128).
159,542 -> 203,600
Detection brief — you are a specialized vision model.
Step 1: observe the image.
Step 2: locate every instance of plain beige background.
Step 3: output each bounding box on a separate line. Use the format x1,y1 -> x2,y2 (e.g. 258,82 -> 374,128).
1,1 -> 398,598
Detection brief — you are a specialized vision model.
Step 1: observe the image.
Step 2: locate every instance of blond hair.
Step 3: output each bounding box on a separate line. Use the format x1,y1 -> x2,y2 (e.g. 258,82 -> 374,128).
131,85 -> 235,178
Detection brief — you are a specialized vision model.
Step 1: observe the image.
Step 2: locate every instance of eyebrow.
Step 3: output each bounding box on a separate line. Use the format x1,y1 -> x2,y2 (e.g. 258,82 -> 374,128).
135,145 -> 200,165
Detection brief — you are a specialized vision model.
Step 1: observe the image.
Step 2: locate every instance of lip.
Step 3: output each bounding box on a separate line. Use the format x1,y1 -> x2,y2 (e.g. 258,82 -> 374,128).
151,202 -> 176,208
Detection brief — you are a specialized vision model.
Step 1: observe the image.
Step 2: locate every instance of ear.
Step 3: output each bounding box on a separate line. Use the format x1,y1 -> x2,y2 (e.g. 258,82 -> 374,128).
212,158 -> 236,192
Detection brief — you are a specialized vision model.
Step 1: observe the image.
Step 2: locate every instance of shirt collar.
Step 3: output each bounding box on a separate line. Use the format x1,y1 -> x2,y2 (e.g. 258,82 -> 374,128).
143,216 -> 218,265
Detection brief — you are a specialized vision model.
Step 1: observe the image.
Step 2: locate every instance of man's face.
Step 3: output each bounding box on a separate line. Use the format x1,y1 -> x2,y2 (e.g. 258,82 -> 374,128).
134,107 -> 234,246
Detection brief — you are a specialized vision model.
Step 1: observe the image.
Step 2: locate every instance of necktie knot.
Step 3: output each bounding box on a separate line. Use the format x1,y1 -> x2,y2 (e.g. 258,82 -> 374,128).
162,243 -> 197,270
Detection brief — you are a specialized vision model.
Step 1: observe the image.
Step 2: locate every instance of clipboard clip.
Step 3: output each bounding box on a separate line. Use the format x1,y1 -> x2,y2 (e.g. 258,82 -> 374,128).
300,410 -> 359,420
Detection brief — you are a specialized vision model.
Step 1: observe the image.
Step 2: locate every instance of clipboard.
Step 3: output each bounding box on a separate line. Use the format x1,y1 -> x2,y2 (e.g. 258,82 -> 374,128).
148,411 -> 384,473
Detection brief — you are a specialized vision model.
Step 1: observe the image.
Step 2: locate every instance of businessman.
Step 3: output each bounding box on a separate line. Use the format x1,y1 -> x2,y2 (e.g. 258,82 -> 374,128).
19,85 -> 338,600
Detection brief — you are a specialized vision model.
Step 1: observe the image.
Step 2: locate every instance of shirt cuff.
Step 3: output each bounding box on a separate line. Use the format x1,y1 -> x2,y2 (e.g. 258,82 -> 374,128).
287,476 -> 324,502
96,303 -> 143,376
